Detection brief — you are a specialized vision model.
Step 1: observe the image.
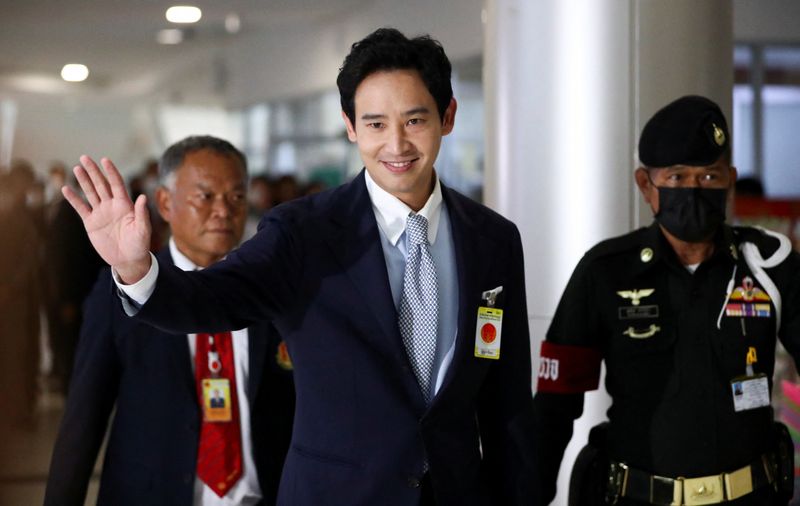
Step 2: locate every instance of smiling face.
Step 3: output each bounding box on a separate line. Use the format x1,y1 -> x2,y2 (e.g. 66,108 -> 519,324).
156,148 -> 248,268
342,69 -> 456,211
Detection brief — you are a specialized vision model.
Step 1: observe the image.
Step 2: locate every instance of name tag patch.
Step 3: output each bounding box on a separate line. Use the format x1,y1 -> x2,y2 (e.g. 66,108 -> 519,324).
618,305 -> 659,320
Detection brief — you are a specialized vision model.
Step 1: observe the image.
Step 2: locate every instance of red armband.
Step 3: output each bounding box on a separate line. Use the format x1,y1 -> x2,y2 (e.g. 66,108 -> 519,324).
536,341 -> 602,393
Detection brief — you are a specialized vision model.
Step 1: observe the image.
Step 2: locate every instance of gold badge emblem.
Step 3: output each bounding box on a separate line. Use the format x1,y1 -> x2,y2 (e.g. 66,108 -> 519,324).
617,288 -> 655,306
276,341 -> 293,370
640,248 -> 653,263
623,324 -> 661,339
713,123 -> 725,146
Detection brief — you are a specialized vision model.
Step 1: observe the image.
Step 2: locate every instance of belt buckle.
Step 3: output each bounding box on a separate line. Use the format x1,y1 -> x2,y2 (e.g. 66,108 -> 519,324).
723,465 -> 753,500
650,474 -> 681,506
607,462 -> 629,505
683,475 -> 724,505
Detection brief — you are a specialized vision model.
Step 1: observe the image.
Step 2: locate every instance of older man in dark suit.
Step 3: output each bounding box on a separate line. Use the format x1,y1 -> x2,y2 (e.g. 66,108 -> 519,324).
61,29 -> 535,506
45,136 -> 294,506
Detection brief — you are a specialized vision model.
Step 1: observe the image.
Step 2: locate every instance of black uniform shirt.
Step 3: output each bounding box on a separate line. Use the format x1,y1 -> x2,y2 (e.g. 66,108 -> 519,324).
533,223 -> 800,491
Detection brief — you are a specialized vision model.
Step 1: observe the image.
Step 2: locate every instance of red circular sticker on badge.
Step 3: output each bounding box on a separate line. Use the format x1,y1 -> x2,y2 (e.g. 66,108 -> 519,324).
481,323 -> 496,344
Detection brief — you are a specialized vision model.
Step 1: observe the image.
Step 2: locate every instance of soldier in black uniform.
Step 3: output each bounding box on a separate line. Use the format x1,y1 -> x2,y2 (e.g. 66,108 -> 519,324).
529,95 -> 799,505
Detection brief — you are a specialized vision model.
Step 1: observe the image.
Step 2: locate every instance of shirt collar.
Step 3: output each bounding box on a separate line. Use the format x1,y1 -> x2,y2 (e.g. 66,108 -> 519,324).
169,238 -> 201,272
637,222 -> 737,275
364,169 -> 442,246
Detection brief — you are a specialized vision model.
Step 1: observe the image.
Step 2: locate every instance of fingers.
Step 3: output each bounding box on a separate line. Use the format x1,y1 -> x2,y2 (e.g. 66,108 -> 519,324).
101,157 -> 132,202
134,193 -> 153,238
134,193 -> 149,225
62,185 -> 92,221
81,155 -> 113,202
72,163 -> 101,209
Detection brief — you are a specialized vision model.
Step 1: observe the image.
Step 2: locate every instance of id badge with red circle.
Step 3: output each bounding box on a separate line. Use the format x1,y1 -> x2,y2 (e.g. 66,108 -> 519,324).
475,307 -> 503,360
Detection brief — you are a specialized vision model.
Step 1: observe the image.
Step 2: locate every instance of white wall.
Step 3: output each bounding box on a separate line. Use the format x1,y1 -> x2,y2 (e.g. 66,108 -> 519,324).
7,93 -> 162,175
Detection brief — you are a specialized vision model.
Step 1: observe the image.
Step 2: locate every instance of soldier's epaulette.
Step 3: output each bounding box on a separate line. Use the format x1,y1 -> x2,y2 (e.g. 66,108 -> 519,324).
583,227 -> 649,262
732,225 -> 783,258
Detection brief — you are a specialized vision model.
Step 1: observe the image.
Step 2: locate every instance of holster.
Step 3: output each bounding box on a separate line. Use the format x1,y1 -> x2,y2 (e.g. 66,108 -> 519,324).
568,422 -> 610,506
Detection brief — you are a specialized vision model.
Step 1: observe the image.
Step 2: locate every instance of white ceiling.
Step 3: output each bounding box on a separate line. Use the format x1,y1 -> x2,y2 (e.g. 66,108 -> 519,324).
0,0 -> 369,98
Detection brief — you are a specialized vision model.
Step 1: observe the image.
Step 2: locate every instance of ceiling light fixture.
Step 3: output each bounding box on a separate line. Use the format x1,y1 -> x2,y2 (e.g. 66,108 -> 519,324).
60,63 -> 89,82
225,13 -> 241,34
157,28 -> 184,44
166,5 -> 202,24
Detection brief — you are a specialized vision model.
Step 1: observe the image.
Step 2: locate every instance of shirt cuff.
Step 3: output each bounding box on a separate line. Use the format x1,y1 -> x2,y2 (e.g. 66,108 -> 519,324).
112,252 -> 159,314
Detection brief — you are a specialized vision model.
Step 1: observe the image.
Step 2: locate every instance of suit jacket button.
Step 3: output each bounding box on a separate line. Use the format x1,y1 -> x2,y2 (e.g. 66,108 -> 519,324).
183,473 -> 193,484
407,476 -> 421,488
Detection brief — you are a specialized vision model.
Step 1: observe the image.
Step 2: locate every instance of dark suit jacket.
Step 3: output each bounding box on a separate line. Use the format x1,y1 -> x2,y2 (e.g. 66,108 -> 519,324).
44,249 -> 295,506
130,172 -> 533,505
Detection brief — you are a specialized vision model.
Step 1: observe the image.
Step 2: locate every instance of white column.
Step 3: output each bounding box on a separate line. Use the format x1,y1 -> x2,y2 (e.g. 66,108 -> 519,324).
483,1 -> 732,504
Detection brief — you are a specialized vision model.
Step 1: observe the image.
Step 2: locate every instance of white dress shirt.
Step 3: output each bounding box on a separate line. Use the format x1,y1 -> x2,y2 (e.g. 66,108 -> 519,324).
364,170 -> 458,397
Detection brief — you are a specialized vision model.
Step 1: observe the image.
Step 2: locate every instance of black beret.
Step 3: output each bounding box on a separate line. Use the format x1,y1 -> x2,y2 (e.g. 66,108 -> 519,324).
638,95 -> 729,167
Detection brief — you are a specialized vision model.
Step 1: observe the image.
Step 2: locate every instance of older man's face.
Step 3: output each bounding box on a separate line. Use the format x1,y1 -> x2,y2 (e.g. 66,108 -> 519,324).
156,149 -> 248,268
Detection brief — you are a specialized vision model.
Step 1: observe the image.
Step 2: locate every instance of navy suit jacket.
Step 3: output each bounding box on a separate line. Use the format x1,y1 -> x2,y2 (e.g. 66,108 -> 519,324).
130,172 -> 533,505
44,249 -> 295,506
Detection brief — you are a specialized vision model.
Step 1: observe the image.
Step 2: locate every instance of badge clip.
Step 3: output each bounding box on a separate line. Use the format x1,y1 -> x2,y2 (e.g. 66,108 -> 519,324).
481,286 -> 503,308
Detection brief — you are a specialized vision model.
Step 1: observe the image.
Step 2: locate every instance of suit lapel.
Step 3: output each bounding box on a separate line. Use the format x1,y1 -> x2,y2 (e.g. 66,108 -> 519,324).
434,185 -> 490,398
325,172 -> 406,358
157,248 -> 199,400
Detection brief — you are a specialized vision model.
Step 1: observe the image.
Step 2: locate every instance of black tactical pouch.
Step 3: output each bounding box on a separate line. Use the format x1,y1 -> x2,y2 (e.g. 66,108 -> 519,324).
774,421 -> 795,502
568,422 -> 610,506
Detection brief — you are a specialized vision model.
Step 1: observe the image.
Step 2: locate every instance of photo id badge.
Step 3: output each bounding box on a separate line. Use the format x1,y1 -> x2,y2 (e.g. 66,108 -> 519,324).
475,307 -> 503,360
731,374 -> 770,412
202,378 -> 232,422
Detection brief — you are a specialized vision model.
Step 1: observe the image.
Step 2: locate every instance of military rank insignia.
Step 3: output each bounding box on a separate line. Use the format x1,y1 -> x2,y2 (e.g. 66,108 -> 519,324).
725,276 -> 771,318
616,288 -> 658,320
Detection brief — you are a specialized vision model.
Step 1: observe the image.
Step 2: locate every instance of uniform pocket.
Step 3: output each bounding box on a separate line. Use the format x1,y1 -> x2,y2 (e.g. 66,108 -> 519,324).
606,321 -> 679,399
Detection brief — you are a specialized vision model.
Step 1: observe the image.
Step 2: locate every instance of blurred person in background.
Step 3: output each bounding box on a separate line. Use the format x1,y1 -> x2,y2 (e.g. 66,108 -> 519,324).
0,166 -> 43,429
44,167 -> 104,394
244,174 -> 275,240
272,174 -> 300,206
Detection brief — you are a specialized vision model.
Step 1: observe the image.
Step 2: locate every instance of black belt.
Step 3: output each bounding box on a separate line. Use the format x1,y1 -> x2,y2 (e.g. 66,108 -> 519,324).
607,454 -> 776,505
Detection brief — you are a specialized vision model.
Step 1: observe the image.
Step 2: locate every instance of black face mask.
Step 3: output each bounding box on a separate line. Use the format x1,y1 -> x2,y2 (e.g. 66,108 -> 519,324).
654,187 -> 728,242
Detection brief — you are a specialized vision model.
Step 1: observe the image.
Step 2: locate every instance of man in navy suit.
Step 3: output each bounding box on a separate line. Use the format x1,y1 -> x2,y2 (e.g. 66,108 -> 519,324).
62,29 -> 535,505
45,136 -> 295,506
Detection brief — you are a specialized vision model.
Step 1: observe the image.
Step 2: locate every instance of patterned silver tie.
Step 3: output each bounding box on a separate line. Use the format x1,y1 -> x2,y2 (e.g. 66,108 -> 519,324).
398,213 -> 439,403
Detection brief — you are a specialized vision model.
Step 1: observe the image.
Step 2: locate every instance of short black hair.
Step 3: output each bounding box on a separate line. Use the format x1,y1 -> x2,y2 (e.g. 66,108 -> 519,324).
337,27 -> 453,125
158,135 -> 247,189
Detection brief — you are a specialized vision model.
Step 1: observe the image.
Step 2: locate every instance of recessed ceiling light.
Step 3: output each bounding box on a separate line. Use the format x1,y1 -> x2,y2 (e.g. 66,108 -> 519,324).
166,5 -> 202,24
225,13 -> 241,34
60,64 -> 89,82
157,28 -> 184,45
